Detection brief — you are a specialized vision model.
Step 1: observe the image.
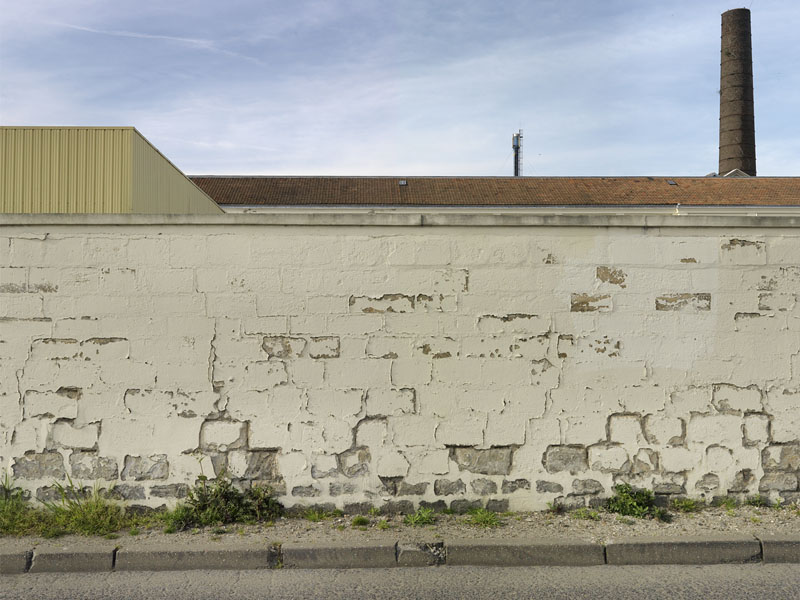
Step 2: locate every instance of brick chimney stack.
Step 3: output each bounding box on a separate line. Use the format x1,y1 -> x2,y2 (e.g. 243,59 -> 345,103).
719,8 -> 756,176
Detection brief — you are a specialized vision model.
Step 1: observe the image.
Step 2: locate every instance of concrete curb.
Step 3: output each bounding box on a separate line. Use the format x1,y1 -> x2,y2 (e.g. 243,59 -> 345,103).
2,535 -> 799,574
605,535 -> 762,565
446,539 -> 605,567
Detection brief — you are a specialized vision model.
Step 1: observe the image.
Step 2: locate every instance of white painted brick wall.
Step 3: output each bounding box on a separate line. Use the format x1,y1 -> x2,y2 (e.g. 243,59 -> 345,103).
1,223 -> 799,510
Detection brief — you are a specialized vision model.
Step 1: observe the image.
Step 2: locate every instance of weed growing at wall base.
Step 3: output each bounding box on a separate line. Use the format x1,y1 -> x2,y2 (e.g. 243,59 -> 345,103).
605,484 -> 671,522
164,474 -> 283,532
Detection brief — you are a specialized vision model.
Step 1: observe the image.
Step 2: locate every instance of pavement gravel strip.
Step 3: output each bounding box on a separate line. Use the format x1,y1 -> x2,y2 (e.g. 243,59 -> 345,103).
1,534 -> 799,573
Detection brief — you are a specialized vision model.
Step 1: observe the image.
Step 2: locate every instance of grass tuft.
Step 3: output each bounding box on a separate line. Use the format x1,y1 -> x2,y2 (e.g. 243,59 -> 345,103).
403,507 -> 436,527
465,507 -> 502,528
571,507 -> 601,521
351,515 -> 370,527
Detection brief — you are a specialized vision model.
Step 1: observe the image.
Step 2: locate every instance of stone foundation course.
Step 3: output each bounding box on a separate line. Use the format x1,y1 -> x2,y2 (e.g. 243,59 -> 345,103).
1,216 -> 799,511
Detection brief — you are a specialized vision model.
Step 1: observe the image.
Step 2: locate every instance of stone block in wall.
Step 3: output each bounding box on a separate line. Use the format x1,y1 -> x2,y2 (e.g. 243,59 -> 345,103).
376,451 -> 410,478
327,359 -> 391,388
570,293 -> 612,313
242,361 -> 288,391
608,414 -> 646,446
543,445 -> 588,474
766,389 -> 800,443
387,415 -> 438,448
720,238 -> 766,265
49,421 -> 99,450
572,479 -> 604,495
762,444 -> 800,472
337,447 -> 370,478
759,473 -> 798,492
200,420 -> 246,452
307,389 -> 362,419
349,294 -> 415,314
434,478 -> 465,496
311,454 -> 339,479
450,447 -> 513,476
469,478 -> 497,495
686,414 -> 743,447
69,451 -> 118,480
417,450 -> 450,475
712,384 -> 762,413
149,483 -> 190,498
307,336 -> 340,359
435,413 -> 486,446
728,469 -> 756,493
355,418 -> 388,448
655,293 -> 711,312
390,359 -> 432,387
500,479 -> 530,493
121,455 -> 169,481
262,336 -> 306,359
644,415 -> 684,446
743,415 -> 770,445
23,388 -> 79,419
397,481 -> 429,496
12,451 -> 65,480
484,412 -> 526,446
366,389 -> 415,417
536,480 -> 563,493
476,313 -> 550,334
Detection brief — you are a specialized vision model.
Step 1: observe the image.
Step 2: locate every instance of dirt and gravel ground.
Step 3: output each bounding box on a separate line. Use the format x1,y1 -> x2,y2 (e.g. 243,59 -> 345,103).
11,503 -> 798,550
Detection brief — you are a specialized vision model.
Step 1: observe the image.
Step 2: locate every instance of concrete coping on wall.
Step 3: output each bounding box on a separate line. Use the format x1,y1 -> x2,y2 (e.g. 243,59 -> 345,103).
2,206 -> 800,228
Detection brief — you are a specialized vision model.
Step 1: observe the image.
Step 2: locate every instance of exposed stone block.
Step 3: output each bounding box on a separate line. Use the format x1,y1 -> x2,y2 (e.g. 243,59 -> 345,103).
397,481 -> 429,496
501,479 -> 530,493
337,447 -> 371,478
655,293 -> 711,311
291,485 -> 320,497
759,473 -> 798,492
434,478 -> 466,496
450,447 -> 513,476
108,484 -> 145,501
572,479 -> 603,495
543,445 -> 588,474
149,484 -> 189,498
349,294 -> 415,314
69,451 -> 118,480
695,473 -> 720,493
449,499 -> 481,513
121,455 -> 169,481
485,498 -> 510,512
588,445 -> 630,472
311,455 -> 339,479
262,336 -> 306,359
570,293 -> 611,313
762,444 -> 800,472
728,469 -> 756,493
596,266 -> 627,287
329,482 -> 357,496
536,480 -> 563,493
12,451 -> 66,480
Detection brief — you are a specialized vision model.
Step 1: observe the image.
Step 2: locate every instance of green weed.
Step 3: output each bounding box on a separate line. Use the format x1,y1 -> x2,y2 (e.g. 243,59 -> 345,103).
377,518 -> 391,530
403,507 -> 436,527
546,501 -> 567,515
163,473 -> 283,532
571,507 -> 601,521
351,515 -> 370,527
465,507 -> 502,528
605,484 -> 671,522
744,494 -> 771,508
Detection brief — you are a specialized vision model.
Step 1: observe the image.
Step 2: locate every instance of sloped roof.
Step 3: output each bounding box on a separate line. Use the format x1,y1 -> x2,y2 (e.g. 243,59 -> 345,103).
189,176 -> 800,207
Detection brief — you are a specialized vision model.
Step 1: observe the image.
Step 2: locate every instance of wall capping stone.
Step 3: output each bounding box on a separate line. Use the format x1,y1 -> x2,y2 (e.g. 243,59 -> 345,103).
2,207 -> 800,228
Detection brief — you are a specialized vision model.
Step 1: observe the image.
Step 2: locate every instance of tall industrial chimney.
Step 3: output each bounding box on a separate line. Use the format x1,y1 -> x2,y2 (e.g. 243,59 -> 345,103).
719,8 -> 756,176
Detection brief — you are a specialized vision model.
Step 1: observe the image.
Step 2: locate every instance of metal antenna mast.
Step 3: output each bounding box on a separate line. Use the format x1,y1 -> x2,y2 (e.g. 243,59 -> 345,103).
512,130 -> 523,176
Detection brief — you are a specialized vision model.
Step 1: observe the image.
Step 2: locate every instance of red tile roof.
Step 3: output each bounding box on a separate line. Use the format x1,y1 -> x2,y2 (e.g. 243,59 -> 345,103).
189,176 -> 800,207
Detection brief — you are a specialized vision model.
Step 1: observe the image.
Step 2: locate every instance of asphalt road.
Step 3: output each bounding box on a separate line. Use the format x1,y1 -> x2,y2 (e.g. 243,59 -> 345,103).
2,565 -> 799,600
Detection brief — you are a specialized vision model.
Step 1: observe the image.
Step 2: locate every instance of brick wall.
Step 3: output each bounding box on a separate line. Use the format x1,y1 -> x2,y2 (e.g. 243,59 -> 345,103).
1,220 -> 798,510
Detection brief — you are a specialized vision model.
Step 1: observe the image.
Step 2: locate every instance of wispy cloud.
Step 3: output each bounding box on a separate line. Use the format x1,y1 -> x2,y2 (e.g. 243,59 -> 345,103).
51,22 -> 265,65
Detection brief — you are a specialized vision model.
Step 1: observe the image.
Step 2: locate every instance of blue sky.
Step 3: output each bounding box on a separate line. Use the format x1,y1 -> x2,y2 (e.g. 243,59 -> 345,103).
1,1 -> 798,176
